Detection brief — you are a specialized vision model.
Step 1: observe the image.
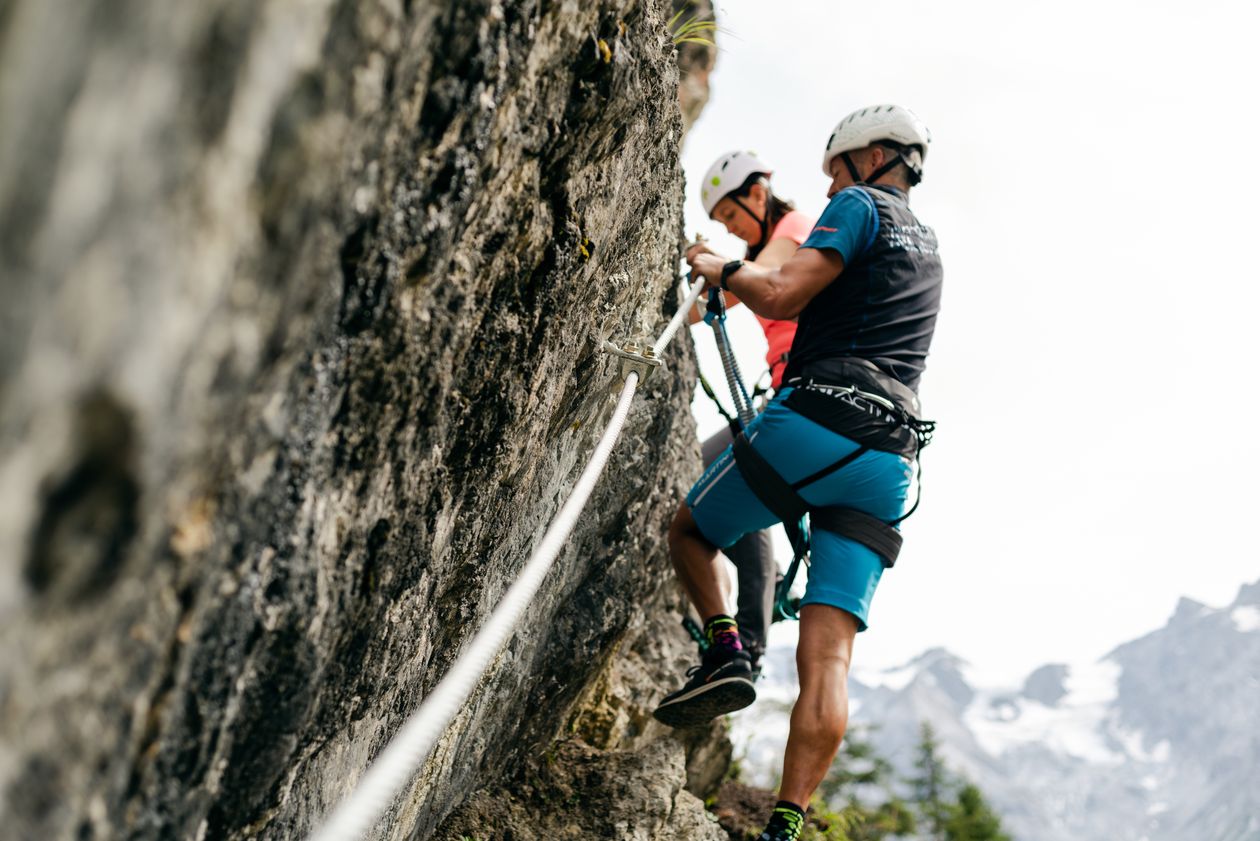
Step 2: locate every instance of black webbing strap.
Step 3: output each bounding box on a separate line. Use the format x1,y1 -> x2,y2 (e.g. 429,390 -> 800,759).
731,433 -> 808,524
790,445 -> 868,492
732,433 -> 809,563
697,370 -> 737,428
731,432 -> 903,569
811,506 -> 903,568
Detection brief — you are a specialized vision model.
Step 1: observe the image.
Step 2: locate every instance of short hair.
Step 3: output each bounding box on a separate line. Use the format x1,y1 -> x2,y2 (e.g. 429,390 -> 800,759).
873,141 -> 922,187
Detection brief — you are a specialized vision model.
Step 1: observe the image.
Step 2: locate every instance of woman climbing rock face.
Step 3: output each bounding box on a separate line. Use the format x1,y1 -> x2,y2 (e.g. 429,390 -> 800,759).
684,151 -> 814,678
689,150 -> 811,394
657,105 -> 943,841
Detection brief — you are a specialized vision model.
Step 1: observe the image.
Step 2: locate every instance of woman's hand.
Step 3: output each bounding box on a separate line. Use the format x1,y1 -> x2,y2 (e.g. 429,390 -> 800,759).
687,252 -> 727,288
684,240 -> 715,262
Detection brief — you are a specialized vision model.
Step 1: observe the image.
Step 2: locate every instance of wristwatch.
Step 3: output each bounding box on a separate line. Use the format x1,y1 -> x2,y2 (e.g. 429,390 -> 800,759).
720,259 -> 744,290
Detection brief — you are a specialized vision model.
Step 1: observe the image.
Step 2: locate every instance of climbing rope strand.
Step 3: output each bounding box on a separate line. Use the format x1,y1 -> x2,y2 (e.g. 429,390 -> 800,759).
310,277 -> 708,841
310,374 -> 639,841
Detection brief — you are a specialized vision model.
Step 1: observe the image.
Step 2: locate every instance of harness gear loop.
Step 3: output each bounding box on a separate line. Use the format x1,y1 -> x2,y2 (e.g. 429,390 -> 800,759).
888,415 -> 934,525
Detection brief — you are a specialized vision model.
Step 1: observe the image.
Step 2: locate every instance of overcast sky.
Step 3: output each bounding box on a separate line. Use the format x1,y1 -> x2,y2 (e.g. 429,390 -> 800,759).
680,0 -> 1260,684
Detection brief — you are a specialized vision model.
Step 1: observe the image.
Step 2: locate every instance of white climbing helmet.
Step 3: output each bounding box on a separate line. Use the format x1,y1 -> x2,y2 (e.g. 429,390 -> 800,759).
699,150 -> 772,217
821,104 -> 931,180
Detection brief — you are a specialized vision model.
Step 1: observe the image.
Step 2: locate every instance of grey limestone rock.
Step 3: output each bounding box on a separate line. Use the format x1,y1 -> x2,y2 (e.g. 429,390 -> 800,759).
436,739 -> 728,841
0,0 -> 723,839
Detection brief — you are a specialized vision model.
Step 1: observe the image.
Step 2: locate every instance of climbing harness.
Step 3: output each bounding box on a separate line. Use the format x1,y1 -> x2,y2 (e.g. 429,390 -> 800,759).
732,433 -> 902,568
307,276 -> 709,841
744,376 -> 935,621
692,280 -> 934,623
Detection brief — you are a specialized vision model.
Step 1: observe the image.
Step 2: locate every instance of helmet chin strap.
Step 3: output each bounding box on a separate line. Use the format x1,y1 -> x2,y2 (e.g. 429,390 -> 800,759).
840,152 -> 863,183
731,195 -> 770,249
841,149 -> 905,185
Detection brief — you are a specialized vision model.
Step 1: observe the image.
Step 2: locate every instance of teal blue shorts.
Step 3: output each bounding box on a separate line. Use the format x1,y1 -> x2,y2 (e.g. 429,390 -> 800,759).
685,388 -> 914,631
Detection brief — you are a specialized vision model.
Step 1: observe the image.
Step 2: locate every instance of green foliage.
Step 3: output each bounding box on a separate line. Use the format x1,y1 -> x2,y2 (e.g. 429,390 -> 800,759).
941,784 -> 1012,841
801,802 -> 855,840
668,5 -> 717,47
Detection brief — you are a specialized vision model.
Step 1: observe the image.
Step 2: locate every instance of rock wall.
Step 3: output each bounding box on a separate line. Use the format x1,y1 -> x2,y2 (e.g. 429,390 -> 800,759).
0,1 -> 726,839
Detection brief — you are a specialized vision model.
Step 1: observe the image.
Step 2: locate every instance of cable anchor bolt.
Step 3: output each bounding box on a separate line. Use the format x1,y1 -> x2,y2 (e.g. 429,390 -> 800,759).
602,339 -> 663,388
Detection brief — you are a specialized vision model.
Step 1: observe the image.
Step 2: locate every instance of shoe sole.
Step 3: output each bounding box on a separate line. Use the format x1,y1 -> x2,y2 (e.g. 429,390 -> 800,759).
652,676 -> 756,729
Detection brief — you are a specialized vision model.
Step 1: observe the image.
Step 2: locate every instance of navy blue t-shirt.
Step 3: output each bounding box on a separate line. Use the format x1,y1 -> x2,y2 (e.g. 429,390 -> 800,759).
800,187 -> 881,264
787,185 -> 942,392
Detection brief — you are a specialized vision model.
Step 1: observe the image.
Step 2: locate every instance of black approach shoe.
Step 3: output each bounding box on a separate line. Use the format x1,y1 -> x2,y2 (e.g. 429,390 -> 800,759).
741,637 -> 765,683
757,828 -> 799,841
652,649 -> 756,728
749,656 -> 763,683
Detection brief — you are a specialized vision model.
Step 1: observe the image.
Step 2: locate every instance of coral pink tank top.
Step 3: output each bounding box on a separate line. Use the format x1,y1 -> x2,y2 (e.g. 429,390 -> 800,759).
752,211 -> 813,388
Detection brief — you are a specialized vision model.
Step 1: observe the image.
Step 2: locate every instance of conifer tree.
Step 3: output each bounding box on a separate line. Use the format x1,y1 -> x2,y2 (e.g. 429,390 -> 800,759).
942,784 -> 1011,841
907,721 -> 1013,841
911,722 -> 951,840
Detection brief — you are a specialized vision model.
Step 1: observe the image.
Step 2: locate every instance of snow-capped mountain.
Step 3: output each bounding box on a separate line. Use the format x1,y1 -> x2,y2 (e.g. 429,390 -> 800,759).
732,580 -> 1260,841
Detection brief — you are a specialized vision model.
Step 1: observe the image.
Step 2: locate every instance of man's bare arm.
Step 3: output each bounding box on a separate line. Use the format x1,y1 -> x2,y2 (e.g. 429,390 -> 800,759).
684,236 -> 803,323
689,248 -> 845,321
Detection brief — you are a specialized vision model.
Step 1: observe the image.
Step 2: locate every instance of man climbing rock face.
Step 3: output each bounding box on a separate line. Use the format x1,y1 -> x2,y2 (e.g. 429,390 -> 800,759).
655,104 -> 943,841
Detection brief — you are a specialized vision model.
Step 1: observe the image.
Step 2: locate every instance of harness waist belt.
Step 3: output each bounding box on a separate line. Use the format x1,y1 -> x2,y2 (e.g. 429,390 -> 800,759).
731,433 -> 902,569
790,357 -> 920,416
